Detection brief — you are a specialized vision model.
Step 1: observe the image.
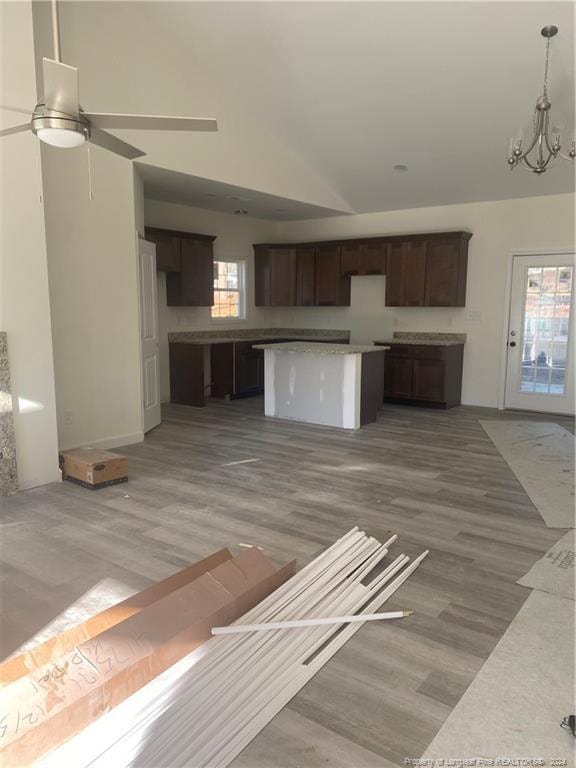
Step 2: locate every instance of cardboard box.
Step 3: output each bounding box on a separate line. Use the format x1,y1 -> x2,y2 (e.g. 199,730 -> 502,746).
0,548 -> 233,687
59,448 -> 128,490
0,548 -> 296,767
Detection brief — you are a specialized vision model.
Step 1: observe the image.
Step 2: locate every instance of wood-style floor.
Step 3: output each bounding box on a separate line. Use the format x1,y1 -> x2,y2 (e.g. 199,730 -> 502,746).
1,399 -> 572,767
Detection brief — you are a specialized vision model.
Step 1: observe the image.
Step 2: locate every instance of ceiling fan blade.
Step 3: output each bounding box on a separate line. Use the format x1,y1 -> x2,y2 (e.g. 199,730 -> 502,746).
0,104 -> 33,116
89,126 -> 146,159
0,123 -> 30,137
43,57 -> 79,117
84,112 -> 218,132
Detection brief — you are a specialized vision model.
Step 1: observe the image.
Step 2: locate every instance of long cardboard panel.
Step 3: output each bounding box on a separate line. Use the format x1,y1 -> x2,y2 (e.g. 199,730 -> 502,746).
0,548 -> 233,685
0,549 -> 296,767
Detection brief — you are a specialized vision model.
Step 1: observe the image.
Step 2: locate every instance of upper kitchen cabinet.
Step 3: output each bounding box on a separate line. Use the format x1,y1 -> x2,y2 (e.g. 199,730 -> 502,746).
386,232 -> 471,307
341,241 -> 388,276
144,227 -> 181,272
254,246 -> 297,306
315,245 -> 350,306
255,244 -> 350,306
424,233 -> 471,307
386,240 -> 428,306
296,247 -> 316,306
145,227 -> 216,306
254,230 -> 470,309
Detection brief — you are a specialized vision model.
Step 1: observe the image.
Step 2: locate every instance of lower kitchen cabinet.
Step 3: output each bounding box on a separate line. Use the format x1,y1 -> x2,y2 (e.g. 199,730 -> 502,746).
233,341 -> 264,396
377,343 -> 464,408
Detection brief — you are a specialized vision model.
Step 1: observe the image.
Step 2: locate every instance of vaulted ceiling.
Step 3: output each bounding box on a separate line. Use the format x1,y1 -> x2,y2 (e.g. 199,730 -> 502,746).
43,1 -> 576,216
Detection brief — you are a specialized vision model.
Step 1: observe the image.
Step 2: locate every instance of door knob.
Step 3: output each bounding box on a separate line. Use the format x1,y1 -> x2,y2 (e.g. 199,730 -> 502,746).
509,341 -> 517,347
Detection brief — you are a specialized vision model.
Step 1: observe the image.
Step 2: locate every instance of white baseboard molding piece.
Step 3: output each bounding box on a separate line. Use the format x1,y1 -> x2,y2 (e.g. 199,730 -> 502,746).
212,610 -> 412,634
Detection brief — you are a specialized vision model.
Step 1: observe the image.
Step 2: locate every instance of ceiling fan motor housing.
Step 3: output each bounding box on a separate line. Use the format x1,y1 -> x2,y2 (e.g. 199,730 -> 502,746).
31,106 -> 89,147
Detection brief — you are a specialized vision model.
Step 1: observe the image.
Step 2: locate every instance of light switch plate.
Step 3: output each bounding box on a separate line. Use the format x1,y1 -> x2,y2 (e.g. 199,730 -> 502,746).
466,310 -> 482,321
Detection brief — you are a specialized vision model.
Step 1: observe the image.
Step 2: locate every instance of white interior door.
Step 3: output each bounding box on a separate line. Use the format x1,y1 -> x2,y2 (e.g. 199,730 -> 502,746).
138,238 -> 161,433
505,253 -> 575,415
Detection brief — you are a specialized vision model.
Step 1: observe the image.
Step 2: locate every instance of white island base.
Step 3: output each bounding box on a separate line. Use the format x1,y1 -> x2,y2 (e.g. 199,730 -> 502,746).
254,342 -> 388,430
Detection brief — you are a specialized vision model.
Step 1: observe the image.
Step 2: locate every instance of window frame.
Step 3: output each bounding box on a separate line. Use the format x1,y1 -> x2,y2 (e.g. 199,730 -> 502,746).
211,258 -> 247,323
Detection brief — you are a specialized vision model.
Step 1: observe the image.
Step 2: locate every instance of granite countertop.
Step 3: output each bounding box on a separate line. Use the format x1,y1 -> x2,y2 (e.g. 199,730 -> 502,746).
374,332 -> 467,347
169,328 -> 350,345
254,341 -> 389,355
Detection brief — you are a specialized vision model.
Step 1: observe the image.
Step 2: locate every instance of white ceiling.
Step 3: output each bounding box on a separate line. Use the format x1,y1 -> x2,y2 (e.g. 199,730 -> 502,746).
58,2 -> 575,217
136,164 -> 345,220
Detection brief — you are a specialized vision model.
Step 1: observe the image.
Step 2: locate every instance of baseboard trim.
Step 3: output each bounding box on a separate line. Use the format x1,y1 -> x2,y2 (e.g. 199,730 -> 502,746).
59,431 -> 145,453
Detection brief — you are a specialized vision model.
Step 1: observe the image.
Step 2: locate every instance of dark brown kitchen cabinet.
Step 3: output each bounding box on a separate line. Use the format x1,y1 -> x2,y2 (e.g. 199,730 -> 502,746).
175,237 -> 214,307
386,233 -> 470,307
383,353 -> 413,399
145,230 -> 181,272
424,236 -> 469,307
315,245 -> 350,306
234,341 -> 264,395
254,246 -> 296,306
341,241 -> 388,276
255,244 -> 350,306
145,227 -> 216,307
377,342 -> 464,408
296,247 -> 316,306
255,231 -> 470,308
386,241 -> 427,306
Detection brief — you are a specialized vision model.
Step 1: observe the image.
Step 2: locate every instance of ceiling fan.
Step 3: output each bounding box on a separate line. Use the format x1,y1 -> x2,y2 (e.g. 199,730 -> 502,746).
0,0 -> 217,159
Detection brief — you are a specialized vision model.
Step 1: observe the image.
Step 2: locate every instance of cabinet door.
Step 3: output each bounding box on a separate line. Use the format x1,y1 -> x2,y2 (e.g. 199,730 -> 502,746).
425,239 -> 465,306
412,358 -> 446,402
341,243 -> 364,276
384,355 -> 413,399
254,247 -> 271,306
270,248 -> 297,306
386,241 -> 426,306
234,342 -> 264,395
363,241 -> 388,275
385,243 -> 405,306
155,238 -> 181,272
315,246 -> 350,305
211,343 -> 234,397
144,229 -> 181,272
180,238 -> 214,306
296,247 -> 316,306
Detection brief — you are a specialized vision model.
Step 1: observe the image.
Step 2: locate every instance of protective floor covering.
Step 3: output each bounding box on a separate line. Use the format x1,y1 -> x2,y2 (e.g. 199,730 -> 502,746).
518,530 -> 575,601
423,590 -> 575,764
480,421 -> 575,529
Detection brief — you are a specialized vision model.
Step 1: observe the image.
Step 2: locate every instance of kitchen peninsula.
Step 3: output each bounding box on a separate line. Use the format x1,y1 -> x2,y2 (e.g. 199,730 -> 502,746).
254,342 -> 389,429
168,329 -> 350,406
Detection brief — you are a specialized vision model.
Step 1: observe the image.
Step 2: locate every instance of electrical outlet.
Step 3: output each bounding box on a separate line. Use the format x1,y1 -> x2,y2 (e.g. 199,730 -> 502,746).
62,410 -> 74,426
466,310 -> 482,322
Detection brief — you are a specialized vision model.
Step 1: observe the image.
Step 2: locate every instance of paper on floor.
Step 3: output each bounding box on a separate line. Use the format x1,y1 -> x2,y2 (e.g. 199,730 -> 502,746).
518,530 -> 575,601
480,421 -> 575,529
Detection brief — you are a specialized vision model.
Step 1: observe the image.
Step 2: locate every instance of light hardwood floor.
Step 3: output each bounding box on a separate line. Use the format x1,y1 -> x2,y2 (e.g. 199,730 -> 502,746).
1,399 -> 572,767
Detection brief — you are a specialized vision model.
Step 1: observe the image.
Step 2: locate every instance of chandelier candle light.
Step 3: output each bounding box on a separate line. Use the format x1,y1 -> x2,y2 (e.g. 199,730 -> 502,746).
508,25 -> 575,174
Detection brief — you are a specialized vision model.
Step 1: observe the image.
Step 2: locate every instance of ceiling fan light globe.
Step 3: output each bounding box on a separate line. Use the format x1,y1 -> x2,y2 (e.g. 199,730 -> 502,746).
36,127 -> 86,148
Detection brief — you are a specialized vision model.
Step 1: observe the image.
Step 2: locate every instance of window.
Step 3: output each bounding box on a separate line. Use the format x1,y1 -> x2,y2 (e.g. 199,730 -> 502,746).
211,260 -> 245,320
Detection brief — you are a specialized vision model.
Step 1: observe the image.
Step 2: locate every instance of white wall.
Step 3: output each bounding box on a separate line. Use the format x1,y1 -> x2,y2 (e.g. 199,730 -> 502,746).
42,144 -> 143,450
144,199 -> 277,401
0,0 -> 61,489
274,193 -> 575,408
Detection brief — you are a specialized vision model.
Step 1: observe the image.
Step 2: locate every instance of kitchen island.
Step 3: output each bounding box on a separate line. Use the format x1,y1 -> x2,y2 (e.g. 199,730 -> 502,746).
253,342 -> 389,429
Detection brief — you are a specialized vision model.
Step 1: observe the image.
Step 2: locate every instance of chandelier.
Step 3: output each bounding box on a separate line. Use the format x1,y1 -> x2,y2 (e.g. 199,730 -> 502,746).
508,25 -> 575,174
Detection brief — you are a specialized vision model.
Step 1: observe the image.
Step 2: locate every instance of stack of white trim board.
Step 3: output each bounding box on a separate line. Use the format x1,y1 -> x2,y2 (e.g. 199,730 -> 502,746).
1,528 -> 427,767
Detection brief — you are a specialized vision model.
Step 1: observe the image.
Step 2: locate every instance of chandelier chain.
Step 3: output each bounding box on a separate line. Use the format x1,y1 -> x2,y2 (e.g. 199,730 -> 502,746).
543,36 -> 551,98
